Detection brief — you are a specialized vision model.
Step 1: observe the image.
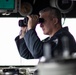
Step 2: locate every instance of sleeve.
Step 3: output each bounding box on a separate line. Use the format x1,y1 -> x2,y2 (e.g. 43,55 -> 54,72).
15,35 -> 34,59
24,29 -> 44,58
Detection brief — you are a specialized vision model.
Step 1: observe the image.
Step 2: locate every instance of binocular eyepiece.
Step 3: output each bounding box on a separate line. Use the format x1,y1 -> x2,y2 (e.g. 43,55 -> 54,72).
19,17 -> 44,27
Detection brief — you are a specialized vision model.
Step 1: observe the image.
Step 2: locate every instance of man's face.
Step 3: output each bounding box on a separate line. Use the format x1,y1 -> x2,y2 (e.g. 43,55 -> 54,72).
39,11 -> 54,35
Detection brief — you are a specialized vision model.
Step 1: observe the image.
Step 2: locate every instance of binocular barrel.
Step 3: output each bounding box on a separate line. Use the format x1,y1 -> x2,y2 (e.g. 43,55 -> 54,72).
19,17 -> 44,27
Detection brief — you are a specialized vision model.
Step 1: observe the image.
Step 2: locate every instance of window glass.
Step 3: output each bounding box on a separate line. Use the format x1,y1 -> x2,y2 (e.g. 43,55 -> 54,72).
0,18 -> 75,65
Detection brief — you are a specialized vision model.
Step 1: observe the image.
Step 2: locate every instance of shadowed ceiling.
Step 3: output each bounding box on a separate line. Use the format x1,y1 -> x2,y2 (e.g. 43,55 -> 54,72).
0,0 -> 76,18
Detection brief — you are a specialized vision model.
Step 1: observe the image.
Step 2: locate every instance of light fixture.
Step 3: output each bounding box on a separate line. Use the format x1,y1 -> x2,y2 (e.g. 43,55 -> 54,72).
50,0 -> 74,13
19,0 -> 33,16
56,0 -> 74,13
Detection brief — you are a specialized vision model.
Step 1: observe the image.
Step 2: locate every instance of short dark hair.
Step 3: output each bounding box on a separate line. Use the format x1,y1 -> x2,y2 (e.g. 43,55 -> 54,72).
39,6 -> 62,25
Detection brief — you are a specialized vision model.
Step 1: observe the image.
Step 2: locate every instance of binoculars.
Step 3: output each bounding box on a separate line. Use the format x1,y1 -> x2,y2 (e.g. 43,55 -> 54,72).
19,17 -> 44,27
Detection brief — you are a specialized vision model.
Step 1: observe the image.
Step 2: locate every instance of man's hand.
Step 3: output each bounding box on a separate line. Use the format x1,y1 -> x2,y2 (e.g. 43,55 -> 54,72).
19,27 -> 27,39
27,15 -> 39,30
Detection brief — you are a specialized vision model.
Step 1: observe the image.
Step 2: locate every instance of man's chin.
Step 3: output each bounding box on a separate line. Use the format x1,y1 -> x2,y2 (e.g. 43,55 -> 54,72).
43,31 -> 48,35
43,32 -> 48,35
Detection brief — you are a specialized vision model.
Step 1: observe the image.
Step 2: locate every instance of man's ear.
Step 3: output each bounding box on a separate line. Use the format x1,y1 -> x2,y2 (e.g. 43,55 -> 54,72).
53,18 -> 58,25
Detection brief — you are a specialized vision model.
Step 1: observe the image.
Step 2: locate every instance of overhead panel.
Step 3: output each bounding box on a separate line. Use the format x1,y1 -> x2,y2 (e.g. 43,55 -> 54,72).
0,0 -> 76,18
